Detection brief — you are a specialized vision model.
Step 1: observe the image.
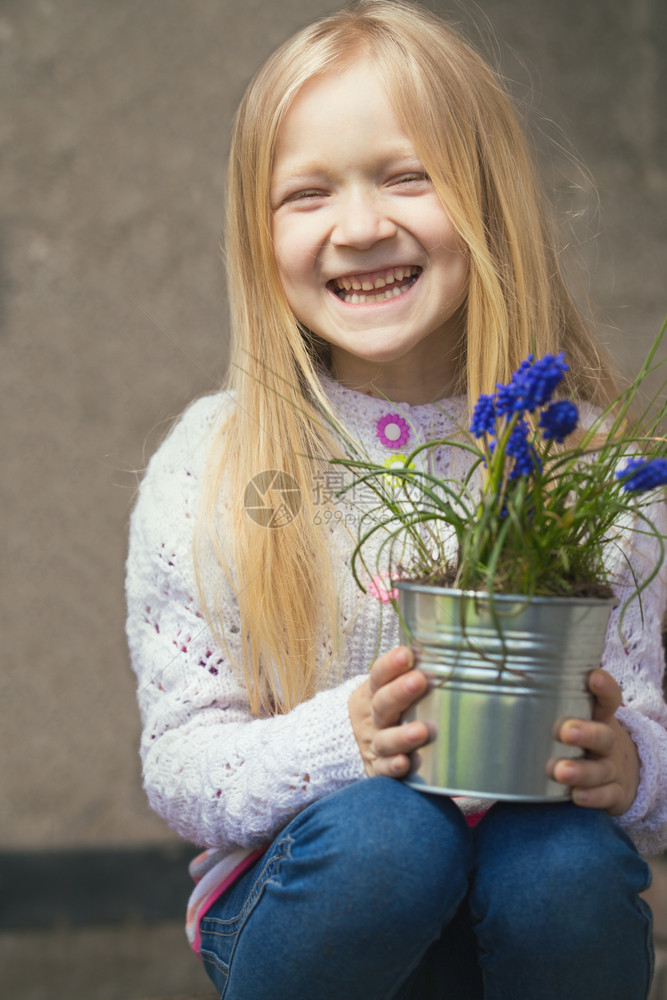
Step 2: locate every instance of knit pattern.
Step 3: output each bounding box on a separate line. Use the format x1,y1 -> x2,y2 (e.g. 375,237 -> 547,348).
126,379 -> 667,857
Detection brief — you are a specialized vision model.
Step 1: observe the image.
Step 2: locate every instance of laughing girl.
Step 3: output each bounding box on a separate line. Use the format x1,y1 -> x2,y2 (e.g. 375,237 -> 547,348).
126,3 -> 666,997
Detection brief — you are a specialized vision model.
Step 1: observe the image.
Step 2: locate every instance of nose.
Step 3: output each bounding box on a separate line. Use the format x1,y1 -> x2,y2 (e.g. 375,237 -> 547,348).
330,189 -> 397,249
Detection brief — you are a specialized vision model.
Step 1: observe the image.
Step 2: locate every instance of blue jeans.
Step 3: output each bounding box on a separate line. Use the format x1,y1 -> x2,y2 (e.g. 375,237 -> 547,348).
199,778 -> 654,999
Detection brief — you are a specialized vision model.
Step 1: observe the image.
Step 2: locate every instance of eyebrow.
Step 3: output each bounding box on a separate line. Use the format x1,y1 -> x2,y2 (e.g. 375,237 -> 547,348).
272,162 -> 328,183
271,146 -> 423,183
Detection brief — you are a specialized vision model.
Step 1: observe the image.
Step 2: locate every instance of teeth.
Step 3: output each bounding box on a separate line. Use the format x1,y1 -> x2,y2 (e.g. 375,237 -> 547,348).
335,266 -> 416,292
338,276 -> 416,304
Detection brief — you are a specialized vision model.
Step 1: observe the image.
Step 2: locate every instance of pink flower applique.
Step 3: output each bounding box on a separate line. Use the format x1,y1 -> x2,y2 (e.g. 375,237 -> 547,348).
368,573 -> 399,603
376,413 -> 410,450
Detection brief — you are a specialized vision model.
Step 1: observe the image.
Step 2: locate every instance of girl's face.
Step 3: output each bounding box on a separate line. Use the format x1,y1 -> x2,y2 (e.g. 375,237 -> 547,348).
270,56 -> 469,400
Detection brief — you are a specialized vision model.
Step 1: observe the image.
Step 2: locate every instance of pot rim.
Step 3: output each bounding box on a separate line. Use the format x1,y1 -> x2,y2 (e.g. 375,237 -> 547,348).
395,580 -> 618,608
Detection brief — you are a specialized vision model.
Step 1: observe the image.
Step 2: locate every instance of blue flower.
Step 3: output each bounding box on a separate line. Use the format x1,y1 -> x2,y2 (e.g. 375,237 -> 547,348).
506,418 -> 542,479
469,394 -> 496,437
616,458 -> 667,493
494,381 -> 520,418
539,400 -> 579,443
496,353 -> 570,416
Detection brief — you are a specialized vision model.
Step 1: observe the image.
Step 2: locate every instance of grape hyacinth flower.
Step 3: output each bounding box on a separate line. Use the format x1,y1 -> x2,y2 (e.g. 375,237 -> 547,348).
469,394 -> 496,437
506,417 -> 541,478
496,353 -> 570,416
616,457 -> 667,494
494,379 -> 520,419
539,400 -> 579,443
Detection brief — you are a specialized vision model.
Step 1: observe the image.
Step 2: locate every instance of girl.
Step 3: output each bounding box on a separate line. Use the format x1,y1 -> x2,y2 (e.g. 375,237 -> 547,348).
126,2 -> 667,997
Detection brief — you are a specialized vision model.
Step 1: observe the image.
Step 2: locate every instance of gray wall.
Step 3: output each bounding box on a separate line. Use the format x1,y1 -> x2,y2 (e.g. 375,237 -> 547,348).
2,0 -> 665,851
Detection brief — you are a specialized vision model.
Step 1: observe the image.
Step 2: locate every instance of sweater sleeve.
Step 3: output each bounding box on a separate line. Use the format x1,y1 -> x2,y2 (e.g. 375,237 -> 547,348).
125,396 -> 367,851
601,496 -> 667,855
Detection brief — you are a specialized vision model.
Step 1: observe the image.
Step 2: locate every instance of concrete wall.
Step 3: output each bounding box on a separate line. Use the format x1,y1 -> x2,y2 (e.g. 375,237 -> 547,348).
2,0 -> 665,851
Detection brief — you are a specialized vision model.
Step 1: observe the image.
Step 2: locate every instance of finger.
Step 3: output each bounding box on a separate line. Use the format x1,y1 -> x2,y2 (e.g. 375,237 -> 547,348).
371,670 -> 428,729
553,755 -> 616,790
368,646 -> 414,695
551,753 -> 626,811
588,669 -> 623,723
372,721 -> 429,760
571,782 -> 625,812
558,719 -> 615,757
372,752 -> 413,779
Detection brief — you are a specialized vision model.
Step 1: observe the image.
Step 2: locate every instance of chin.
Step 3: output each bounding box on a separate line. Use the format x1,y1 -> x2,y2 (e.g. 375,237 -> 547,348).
352,339 -> 424,364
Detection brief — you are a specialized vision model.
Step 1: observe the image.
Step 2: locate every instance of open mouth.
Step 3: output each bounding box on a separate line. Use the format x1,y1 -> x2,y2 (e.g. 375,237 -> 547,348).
328,266 -> 421,304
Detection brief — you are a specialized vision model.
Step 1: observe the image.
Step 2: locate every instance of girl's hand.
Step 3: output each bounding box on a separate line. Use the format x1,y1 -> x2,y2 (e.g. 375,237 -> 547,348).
553,669 -> 640,815
348,646 -> 429,778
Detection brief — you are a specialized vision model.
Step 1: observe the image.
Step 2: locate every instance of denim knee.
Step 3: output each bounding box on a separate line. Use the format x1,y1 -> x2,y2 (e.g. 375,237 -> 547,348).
209,780 -> 476,1000
472,802 -> 651,930
469,801 -> 654,997
283,779 -> 474,926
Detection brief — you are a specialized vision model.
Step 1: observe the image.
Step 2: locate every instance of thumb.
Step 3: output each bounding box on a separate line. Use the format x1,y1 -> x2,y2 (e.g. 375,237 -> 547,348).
589,668 -> 623,723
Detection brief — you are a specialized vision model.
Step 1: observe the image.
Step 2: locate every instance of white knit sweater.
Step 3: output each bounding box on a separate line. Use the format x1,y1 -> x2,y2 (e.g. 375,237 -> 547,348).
126,378 -> 667,858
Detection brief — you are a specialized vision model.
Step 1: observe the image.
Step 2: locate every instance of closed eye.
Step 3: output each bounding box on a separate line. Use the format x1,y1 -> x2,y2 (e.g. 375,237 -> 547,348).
390,172 -> 430,186
271,186 -> 330,211
285,189 -> 328,203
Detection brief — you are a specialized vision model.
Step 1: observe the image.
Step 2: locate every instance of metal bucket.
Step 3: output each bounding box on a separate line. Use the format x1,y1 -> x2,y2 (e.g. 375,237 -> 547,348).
398,583 -> 616,801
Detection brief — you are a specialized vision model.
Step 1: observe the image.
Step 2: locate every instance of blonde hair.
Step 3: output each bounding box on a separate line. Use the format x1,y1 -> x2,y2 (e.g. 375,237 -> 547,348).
197,0 -> 620,714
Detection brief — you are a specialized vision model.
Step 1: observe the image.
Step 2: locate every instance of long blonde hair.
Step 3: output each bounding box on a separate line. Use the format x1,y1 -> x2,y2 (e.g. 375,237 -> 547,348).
198,0 -> 619,715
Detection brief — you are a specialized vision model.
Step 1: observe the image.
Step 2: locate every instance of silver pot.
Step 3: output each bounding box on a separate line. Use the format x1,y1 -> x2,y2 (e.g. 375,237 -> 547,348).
398,582 -> 616,801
